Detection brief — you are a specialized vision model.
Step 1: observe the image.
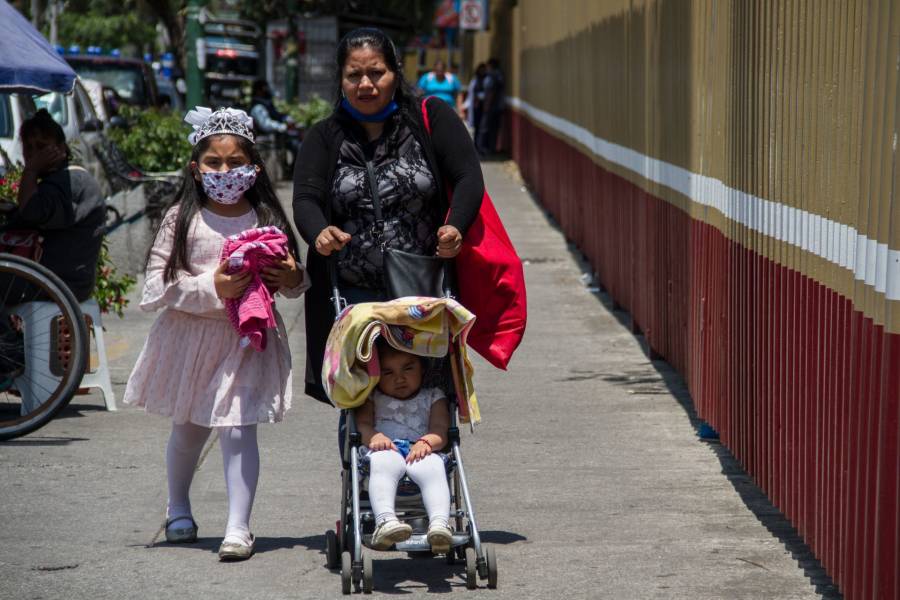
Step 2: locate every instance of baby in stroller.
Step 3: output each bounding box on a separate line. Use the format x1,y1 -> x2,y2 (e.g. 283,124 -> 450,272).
355,337 -> 453,552
323,296 -> 497,593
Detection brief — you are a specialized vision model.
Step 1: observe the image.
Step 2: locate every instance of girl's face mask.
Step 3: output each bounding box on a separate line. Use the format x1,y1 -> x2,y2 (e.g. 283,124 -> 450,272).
200,164 -> 258,205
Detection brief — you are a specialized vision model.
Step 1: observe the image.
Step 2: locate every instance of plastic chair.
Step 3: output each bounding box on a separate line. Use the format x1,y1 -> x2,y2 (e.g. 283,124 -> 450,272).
12,298 -> 116,412
78,299 -> 116,410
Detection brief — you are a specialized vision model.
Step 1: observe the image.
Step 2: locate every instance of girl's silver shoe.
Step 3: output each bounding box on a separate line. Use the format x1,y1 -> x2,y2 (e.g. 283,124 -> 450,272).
164,516 -> 198,544
218,534 -> 255,561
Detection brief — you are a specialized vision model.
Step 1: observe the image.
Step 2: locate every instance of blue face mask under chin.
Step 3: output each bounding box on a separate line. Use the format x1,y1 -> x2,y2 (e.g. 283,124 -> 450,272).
340,98 -> 399,123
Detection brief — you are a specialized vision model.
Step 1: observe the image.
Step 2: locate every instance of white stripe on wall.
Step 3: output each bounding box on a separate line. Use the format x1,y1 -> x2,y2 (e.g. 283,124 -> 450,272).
508,97 -> 900,302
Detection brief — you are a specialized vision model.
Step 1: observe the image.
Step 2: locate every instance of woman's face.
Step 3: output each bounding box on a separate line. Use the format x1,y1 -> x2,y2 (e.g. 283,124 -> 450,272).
22,133 -> 66,173
341,46 -> 397,116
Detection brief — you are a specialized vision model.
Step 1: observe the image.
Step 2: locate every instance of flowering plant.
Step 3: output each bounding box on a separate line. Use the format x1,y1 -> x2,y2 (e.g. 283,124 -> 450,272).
93,240 -> 135,318
0,165 -> 23,203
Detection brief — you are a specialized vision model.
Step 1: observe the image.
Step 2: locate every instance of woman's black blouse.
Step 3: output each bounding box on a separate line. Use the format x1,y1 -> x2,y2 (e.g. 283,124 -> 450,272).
330,120 -> 439,289
292,98 -> 484,254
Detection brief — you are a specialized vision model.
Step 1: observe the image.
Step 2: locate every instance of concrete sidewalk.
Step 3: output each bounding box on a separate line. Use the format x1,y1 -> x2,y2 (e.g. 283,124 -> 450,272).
0,163 -> 831,599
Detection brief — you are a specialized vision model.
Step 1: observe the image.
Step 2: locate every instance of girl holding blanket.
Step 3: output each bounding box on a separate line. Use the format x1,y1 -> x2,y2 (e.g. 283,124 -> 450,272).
124,107 -> 309,561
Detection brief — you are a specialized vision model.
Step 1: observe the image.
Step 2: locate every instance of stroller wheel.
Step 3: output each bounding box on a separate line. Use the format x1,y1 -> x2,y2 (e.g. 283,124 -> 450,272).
340,551 -> 352,595
485,544 -> 498,589
445,548 -> 456,565
362,551 -> 373,594
464,547 -> 477,589
325,530 -> 340,569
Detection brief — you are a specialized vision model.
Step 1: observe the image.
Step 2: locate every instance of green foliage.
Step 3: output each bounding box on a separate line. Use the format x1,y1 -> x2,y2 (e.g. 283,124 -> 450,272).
276,95 -> 332,129
57,11 -> 157,50
106,107 -> 192,173
93,239 -> 136,318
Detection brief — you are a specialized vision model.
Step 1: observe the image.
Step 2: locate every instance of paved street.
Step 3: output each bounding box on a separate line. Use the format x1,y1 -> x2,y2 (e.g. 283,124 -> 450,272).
0,162 -> 834,599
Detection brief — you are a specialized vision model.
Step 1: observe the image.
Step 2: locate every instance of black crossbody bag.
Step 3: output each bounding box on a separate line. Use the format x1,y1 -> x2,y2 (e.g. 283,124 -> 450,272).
365,160 -> 447,299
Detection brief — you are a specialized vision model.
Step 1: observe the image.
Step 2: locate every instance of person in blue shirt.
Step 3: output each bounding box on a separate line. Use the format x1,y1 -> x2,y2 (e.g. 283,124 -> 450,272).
417,60 -> 463,116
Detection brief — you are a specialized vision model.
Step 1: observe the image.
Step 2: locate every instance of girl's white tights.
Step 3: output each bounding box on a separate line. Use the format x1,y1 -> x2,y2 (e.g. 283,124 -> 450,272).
166,422 -> 210,529
219,424 -> 259,545
166,422 -> 259,545
367,450 -> 450,528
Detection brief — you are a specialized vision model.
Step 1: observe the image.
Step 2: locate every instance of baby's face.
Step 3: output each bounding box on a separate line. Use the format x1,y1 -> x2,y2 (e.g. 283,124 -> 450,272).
377,350 -> 423,400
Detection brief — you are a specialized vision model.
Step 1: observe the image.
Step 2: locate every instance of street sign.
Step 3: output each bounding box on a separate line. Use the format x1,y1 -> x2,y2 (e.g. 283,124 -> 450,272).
460,0 -> 487,31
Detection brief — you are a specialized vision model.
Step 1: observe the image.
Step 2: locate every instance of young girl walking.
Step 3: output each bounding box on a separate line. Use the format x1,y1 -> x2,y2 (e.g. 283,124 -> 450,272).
124,107 -> 309,561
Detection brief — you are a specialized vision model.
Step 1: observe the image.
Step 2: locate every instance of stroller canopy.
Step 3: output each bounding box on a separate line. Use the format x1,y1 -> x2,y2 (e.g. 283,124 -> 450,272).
0,0 -> 76,94
323,297 -> 479,424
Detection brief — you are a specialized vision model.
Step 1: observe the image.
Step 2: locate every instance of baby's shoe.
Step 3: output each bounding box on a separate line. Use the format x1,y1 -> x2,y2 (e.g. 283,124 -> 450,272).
370,519 -> 412,550
426,521 -> 453,554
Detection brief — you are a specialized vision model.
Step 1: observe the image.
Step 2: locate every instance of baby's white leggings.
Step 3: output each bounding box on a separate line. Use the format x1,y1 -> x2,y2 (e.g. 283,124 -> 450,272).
367,450 -> 450,528
166,422 -> 259,544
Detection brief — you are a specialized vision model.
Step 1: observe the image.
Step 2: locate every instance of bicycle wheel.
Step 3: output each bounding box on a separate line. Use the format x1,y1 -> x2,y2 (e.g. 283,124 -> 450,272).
0,254 -> 89,440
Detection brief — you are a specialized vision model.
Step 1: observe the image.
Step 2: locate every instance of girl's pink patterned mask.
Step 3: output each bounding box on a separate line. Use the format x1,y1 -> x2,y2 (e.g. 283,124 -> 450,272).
201,164 -> 258,205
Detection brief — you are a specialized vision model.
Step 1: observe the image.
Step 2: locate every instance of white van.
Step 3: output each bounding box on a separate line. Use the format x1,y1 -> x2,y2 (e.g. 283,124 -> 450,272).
0,93 -> 36,171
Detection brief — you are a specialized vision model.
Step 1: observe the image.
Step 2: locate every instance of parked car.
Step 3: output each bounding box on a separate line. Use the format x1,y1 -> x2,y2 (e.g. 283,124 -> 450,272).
79,78 -> 111,123
0,93 -> 37,169
64,54 -> 161,110
33,78 -> 109,195
155,75 -> 185,113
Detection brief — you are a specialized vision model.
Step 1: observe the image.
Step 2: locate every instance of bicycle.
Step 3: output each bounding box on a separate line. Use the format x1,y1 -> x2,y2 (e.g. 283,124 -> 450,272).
0,252 -> 89,440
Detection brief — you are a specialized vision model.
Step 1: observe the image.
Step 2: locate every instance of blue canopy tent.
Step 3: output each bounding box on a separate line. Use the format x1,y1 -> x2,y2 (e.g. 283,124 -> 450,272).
0,0 -> 76,94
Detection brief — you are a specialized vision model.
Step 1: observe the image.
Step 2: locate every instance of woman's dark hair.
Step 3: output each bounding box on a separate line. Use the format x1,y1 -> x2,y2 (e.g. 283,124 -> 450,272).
333,27 -> 419,111
149,133 -> 300,283
251,79 -> 269,97
19,108 -> 71,160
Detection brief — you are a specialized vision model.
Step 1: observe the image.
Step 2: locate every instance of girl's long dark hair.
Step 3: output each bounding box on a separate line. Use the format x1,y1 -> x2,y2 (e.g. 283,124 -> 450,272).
333,27 -> 419,113
149,134 -> 300,283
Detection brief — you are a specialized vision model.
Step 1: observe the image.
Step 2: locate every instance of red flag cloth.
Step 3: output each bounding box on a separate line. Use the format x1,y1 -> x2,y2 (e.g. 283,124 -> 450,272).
421,97 -> 527,369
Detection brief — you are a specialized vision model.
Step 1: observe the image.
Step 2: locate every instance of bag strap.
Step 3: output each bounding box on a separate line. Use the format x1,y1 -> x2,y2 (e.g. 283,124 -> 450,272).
421,96 -> 433,135
365,160 -> 385,245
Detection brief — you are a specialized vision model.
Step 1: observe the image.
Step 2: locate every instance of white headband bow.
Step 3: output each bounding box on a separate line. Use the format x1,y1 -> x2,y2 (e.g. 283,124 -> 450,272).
184,106 -> 255,145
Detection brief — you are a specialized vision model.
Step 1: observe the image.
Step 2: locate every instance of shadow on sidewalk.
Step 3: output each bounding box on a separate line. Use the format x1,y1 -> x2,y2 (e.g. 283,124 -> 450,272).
297,530 -> 525,594
148,535 -> 325,555
0,435 -> 89,446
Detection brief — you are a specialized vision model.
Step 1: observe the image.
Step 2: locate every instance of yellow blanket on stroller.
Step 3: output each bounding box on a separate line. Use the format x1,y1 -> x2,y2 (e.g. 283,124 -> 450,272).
322,297 -> 480,423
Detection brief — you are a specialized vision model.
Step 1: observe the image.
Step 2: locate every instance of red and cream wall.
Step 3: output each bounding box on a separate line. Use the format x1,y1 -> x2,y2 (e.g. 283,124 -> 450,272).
472,1 -> 900,597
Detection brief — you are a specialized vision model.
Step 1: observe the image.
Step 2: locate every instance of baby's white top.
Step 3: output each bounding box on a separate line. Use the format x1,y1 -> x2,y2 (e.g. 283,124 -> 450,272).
372,387 -> 444,441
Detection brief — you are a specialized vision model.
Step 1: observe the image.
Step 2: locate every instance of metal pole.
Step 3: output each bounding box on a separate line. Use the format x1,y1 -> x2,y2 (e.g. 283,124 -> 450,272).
48,1 -> 59,46
185,0 -> 204,109
285,0 -> 299,103
30,0 -> 40,27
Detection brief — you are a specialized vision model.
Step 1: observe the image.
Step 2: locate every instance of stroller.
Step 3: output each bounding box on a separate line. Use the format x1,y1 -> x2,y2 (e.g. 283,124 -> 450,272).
322,282 -> 498,594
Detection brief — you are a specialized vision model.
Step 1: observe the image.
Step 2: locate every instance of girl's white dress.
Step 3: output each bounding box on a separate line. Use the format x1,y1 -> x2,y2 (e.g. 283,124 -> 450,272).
123,207 -> 309,427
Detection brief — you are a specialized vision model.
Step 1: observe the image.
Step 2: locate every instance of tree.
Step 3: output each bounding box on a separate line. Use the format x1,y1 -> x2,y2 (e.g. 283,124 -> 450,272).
56,0 -> 158,51
144,1 -> 187,71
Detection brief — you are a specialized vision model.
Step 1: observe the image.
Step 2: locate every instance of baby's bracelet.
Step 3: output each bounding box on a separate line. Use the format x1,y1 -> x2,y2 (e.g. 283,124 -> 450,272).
416,437 -> 433,450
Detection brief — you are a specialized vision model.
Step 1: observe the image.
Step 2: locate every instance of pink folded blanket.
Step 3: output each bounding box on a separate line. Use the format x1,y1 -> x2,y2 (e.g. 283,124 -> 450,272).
220,226 -> 289,351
